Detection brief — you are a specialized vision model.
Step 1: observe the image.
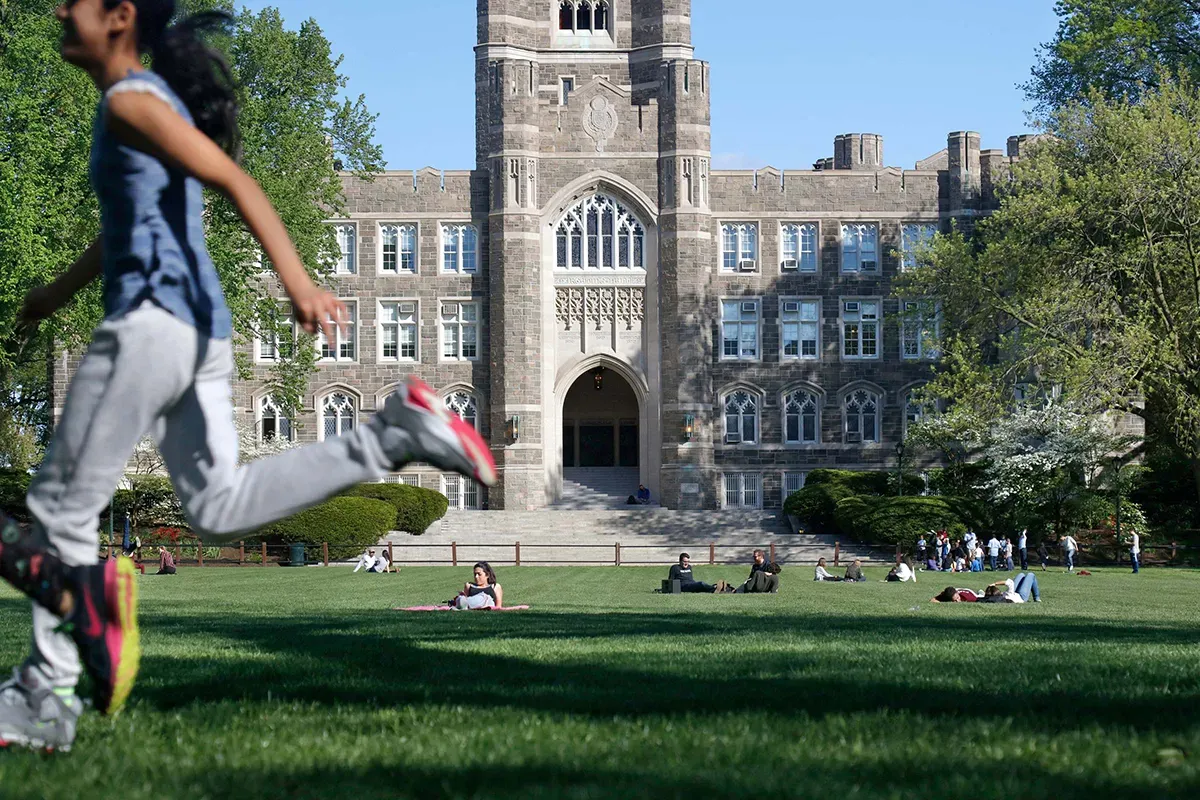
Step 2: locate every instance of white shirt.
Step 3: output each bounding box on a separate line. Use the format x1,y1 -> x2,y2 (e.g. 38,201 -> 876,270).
814,565 -> 836,581
1063,536 -> 1077,553
1018,531 -> 1027,549
895,562 -> 915,582
964,532 -> 976,547
353,553 -> 378,573
987,538 -> 1001,556
1130,533 -> 1140,554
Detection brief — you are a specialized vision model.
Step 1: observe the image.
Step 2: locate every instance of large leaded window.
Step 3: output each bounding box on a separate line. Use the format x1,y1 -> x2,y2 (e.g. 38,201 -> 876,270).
721,299 -> 760,361
844,389 -> 880,444
781,299 -> 820,360
781,223 -> 818,272
258,395 -> 293,443
721,223 -> 758,271
905,391 -> 938,437
901,223 -> 937,271
379,301 -> 418,362
841,223 -> 878,273
321,393 -> 356,440
784,391 -> 819,444
334,224 -> 357,275
556,194 -> 645,270
842,299 -> 879,360
381,224 -> 417,274
318,301 -> 357,362
444,392 -> 478,431
723,391 -> 759,445
441,301 -> 480,361
559,0 -> 610,32
441,224 -> 478,274
901,299 -> 941,360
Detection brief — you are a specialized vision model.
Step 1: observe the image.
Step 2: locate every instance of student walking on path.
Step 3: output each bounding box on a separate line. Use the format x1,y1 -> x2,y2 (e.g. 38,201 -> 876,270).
0,0 -> 496,754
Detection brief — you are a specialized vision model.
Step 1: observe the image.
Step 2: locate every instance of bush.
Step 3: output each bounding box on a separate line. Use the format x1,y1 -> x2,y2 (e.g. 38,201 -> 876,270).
784,482 -> 855,533
835,495 -> 983,547
342,483 -> 449,534
256,496 -> 396,560
0,468 -> 31,521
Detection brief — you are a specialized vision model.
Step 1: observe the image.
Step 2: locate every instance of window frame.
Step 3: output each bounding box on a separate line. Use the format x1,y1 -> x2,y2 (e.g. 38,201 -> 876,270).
378,222 -> 419,275
780,297 -> 821,362
318,392 -> 358,442
440,223 -> 480,275
443,390 -> 480,432
721,390 -> 761,446
560,75 -> 575,106
903,390 -> 938,438
555,193 -> 646,271
840,298 -> 881,361
900,298 -> 941,360
257,394 -> 294,444
782,388 -> 821,445
840,222 -> 879,274
722,473 -> 763,509
317,299 -> 358,363
780,221 -> 819,273
900,222 -> 938,272
377,298 -> 420,364
439,298 -> 482,363
333,222 -> 358,275
254,312 -> 294,364
442,474 -> 482,511
720,221 -> 760,273
843,388 -> 881,445
720,297 -> 762,362
782,471 -> 807,500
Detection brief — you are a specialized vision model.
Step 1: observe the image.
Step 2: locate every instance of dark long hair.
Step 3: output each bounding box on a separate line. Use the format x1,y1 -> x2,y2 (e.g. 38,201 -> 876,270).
473,561 -> 497,586
106,0 -> 241,158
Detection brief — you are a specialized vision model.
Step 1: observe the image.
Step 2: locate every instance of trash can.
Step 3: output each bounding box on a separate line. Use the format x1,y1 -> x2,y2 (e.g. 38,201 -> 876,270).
288,542 -> 306,567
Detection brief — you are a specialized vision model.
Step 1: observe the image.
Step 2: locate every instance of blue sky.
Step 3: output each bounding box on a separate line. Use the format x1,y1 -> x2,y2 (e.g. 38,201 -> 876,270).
239,1 -> 1061,171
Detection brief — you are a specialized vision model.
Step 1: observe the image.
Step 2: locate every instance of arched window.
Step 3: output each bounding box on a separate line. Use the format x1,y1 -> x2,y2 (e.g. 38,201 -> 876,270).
594,1 -> 609,31
444,392 -> 478,431
844,390 -> 879,444
321,393 -> 356,440
905,392 -> 941,437
259,395 -> 293,443
783,390 -> 819,444
556,194 -> 645,270
577,0 -> 592,31
559,1 -> 574,30
723,391 -> 759,445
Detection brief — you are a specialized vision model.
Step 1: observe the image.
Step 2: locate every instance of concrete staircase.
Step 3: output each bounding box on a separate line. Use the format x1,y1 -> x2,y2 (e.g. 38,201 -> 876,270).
382,506 -> 889,567
558,467 -> 642,508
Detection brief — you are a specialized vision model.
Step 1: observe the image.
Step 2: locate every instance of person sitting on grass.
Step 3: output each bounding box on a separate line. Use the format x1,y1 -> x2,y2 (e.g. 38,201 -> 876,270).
843,559 -> 866,582
884,557 -> 917,583
353,548 -> 381,573
155,546 -> 176,576
668,553 -> 725,593
452,562 -> 504,609
735,561 -> 780,593
814,558 -> 842,582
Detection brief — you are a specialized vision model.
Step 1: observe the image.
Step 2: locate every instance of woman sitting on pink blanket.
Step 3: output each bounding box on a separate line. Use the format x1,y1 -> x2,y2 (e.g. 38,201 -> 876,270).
450,562 -> 504,610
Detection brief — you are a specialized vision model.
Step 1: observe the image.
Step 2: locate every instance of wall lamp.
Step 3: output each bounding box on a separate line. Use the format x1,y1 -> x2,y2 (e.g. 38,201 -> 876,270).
683,414 -> 695,443
507,415 -> 520,443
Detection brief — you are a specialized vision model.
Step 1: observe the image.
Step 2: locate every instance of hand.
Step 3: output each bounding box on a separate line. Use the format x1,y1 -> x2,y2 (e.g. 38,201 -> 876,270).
18,285 -> 59,327
289,285 -> 347,342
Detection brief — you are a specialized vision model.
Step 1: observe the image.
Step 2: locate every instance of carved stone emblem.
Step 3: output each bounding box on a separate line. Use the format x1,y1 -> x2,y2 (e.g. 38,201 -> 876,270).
582,96 -> 618,153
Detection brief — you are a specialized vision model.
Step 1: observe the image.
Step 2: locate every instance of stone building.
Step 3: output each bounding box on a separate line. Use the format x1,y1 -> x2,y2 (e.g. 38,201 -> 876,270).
60,1 -> 1030,512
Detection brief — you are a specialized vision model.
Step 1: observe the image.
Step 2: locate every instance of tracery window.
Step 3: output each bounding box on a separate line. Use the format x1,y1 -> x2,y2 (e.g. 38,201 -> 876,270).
784,391 -> 819,444
444,392 -> 479,431
723,391 -> 759,445
844,389 -> 880,444
556,194 -> 645,270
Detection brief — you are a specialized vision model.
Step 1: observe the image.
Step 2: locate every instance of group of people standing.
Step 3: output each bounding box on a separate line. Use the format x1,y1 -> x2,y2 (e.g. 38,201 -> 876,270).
918,529 -> 1044,574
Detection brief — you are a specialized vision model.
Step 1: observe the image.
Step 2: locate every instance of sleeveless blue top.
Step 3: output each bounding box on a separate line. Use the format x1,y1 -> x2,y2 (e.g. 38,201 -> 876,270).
89,70 -> 232,339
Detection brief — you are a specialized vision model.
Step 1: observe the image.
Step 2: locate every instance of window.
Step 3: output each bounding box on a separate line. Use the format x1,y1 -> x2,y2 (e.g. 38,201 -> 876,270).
783,390 -> 819,444
318,301 -> 357,362
576,0 -> 592,31
901,300 -> 941,360
441,224 -> 478,274
378,301 -> 418,362
723,473 -> 762,509
441,301 -> 480,361
556,194 -> 645,270
559,0 -> 608,33
783,472 -> 807,498
255,314 -> 292,363
560,77 -> 574,106
723,391 -> 759,445
781,299 -> 820,360
905,392 -> 937,437
444,391 -> 479,431
258,395 -> 293,443
594,1 -> 609,31
901,223 -> 937,271
844,389 -> 880,444
721,223 -> 758,271
841,300 -> 879,360
382,474 -> 422,487
380,224 -> 416,274
559,1 -> 573,29
781,223 -> 818,272
841,223 -> 878,273
721,300 -> 760,361
334,224 -> 357,275
320,393 -> 356,440
442,474 -> 481,510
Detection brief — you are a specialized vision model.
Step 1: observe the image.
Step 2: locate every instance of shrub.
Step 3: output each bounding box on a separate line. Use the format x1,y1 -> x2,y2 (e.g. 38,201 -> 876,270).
0,468 -> 31,521
835,496 -> 982,547
784,482 -> 855,534
256,496 -> 396,560
342,483 -> 449,534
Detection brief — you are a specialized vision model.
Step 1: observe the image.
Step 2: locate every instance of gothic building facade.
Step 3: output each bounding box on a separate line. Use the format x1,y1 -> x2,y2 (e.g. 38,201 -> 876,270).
129,1 -> 1033,511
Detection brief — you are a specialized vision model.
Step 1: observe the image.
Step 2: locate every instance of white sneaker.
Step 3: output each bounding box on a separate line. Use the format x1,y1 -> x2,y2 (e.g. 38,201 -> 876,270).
370,377 -> 498,486
0,667 -> 81,752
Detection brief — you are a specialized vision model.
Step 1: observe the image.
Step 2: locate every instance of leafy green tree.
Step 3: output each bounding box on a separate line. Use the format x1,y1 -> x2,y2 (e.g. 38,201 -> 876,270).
899,80 -> 1200,499
1026,0 -> 1200,118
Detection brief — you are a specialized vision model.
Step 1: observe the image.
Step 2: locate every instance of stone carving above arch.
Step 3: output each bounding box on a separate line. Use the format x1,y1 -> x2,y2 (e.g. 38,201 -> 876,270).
582,95 -> 619,152
556,286 -> 644,330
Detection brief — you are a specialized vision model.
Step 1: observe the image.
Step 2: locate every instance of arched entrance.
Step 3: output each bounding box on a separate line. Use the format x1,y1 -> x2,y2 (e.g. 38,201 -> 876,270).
562,367 -> 640,470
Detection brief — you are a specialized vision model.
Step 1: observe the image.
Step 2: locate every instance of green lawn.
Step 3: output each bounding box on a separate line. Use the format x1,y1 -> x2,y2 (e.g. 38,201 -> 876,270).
0,565 -> 1197,799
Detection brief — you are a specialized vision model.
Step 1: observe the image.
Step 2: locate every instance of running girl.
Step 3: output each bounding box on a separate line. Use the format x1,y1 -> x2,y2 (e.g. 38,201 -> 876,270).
0,0 -> 496,752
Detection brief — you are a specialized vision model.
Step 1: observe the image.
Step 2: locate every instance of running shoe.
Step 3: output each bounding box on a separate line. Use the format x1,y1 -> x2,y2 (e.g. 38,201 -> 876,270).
372,376 -> 498,486
61,557 -> 140,715
0,667 -> 81,753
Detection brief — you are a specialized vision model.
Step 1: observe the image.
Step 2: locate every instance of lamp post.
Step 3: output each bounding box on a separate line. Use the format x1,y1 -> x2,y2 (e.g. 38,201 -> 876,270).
895,441 -> 906,497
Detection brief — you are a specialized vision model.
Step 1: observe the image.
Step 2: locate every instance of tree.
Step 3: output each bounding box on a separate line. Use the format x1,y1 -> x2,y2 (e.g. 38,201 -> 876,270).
899,80 -> 1200,499
1026,0 -> 1200,118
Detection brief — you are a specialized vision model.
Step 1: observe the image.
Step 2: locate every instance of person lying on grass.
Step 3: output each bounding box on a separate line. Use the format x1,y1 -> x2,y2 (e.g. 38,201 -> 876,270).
931,572 -> 1042,603
449,562 -> 504,610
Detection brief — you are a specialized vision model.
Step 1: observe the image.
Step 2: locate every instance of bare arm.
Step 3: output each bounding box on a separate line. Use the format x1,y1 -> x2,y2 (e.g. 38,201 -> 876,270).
105,90 -> 343,340
494,584 -> 503,609
19,239 -> 103,325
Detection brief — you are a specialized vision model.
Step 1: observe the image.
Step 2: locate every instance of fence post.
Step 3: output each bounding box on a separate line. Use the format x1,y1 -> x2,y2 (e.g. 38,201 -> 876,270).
709,542 -> 715,565
834,541 -> 841,567
261,541 -> 267,567
615,542 -> 621,567
323,541 -> 329,567
197,542 -> 203,567
515,541 -> 521,567
175,542 -> 181,565
769,543 -> 776,563
451,541 -> 457,567
239,541 -> 245,566
388,542 -> 394,566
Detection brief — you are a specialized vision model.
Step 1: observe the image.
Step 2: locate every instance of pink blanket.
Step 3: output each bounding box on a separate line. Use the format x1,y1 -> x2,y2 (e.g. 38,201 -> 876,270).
396,604 -> 531,612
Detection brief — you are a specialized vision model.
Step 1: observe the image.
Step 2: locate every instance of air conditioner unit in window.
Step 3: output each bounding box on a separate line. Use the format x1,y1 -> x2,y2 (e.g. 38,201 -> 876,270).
846,432 -> 862,444
442,303 -> 459,316
782,301 -> 801,313
844,301 -> 860,312
781,259 -> 798,270
740,302 -> 758,314
861,260 -> 877,271
904,302 -> 918,312
724,433 -> 742,444
738,259 -> 757,272
399,302 -> 417,315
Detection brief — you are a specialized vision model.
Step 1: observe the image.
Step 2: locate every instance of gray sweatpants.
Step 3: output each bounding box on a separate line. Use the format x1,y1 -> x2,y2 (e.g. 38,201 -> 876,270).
24,304 -> 390,688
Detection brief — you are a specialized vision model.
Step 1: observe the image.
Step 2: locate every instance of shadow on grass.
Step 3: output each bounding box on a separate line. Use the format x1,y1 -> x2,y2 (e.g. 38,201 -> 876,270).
117,605 -> 1200,738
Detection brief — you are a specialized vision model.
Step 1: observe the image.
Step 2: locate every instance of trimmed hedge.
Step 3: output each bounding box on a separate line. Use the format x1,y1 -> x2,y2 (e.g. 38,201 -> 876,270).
783,469 -> 926,533
257,496 -> 396,560
0,468 -> 31,521
341,483 -> 449,535
834,495 -> 984,547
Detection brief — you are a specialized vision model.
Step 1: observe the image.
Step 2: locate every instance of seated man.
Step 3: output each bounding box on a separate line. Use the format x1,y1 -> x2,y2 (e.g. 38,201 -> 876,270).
736,561 -> 781,593
884,558 -> 917,583
635,484 -> 651,505
814,557 -> 842,582
843,559 -> 866,582
668,553 -> 722,593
